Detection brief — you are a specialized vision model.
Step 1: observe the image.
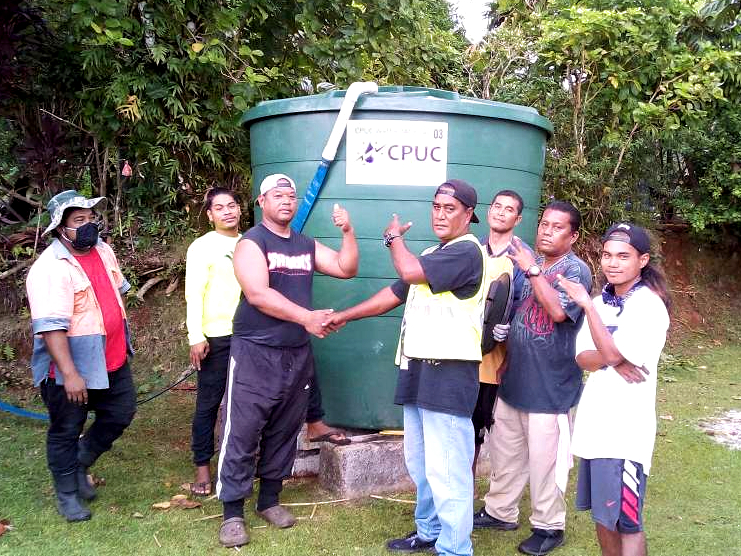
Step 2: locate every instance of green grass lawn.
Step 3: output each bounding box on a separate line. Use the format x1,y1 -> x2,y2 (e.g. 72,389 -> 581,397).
1,340 -> 740,555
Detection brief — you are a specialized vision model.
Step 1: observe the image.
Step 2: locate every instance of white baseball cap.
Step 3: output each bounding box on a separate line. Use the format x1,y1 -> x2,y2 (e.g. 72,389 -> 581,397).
259,173 -> 297,195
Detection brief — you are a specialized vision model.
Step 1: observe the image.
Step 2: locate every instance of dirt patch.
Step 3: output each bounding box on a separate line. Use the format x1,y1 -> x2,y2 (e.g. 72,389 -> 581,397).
659,231 -> 741,346
698,410 -> 741,450
577,229 -> 741,348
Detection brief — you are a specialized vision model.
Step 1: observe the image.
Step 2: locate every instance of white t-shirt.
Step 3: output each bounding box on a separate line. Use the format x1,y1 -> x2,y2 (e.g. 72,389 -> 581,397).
571,286 -> 669,474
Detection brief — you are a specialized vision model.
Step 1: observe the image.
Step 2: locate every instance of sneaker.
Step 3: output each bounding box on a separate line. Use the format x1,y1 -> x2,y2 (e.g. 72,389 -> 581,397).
517,528 -> 564,555
473,507 -> 518,530
386,531 -> 437,553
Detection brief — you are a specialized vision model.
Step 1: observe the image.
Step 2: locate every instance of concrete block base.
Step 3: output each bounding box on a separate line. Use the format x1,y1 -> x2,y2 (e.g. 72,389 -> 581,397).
319,437 -> 413,498
292,448 -> 320,478
291,425 -> 494,498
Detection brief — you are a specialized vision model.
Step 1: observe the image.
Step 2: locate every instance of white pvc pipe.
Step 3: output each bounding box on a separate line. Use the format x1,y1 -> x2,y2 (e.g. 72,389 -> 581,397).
321,81 -> 378,161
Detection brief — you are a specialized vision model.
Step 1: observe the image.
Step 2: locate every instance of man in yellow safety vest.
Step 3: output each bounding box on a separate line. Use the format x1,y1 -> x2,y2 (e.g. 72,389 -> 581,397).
328,179 -> 486,556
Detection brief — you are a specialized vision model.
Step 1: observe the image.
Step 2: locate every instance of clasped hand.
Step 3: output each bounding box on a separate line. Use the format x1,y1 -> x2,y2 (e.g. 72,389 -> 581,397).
303,309 -> 349,338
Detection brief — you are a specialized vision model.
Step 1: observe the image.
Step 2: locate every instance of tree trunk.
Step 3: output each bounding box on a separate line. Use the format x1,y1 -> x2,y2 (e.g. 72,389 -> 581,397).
115,149 -> 124,235
93,139 -> 109,227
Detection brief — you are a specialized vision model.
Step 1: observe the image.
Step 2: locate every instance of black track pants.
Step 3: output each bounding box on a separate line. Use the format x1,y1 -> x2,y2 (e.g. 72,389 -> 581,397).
216,337 -> 312,503
191,335 -> 230,466
306,374 -> 325,423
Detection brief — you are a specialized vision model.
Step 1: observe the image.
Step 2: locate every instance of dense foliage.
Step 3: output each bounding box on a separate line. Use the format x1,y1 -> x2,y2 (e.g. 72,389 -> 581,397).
0,0 -> 466,250
467,0 -> 741,238
1,0 -> 740,273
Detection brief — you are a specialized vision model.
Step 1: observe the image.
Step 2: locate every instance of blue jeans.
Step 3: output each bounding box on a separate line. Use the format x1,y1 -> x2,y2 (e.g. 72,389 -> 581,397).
403,404 -> 474,556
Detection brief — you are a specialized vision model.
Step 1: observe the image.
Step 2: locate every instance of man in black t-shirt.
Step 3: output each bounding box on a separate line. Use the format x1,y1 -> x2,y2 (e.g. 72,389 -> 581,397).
216,174 -> 358,548
329,180 -> 485,556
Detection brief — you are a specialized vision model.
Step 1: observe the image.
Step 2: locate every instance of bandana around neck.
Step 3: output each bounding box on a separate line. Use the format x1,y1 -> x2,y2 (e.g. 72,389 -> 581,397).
602,280 -> 644,316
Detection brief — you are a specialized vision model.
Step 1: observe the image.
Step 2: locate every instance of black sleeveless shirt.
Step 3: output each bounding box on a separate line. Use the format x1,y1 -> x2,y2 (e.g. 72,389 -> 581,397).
232,223 -> 316,347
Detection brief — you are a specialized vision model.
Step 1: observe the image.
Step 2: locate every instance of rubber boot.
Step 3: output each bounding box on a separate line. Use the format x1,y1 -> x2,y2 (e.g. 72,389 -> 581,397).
77,437 -> 97,500
53,472 -> 91,522
76,466 -> 96,501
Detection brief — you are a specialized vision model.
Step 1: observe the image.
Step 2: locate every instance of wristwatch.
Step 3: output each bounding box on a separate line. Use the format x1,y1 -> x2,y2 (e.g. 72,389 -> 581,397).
383,232 -> 400,247
526,264 -> 542,278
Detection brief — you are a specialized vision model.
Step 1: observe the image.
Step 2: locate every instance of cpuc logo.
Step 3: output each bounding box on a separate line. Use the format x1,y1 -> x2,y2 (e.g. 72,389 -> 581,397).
357,141 -> 384,164
346,119 -> 448,186
355,142 -> 443,165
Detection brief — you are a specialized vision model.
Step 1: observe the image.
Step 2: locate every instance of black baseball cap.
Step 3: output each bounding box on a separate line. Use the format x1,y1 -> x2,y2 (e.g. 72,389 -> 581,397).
434,179 -> 479,223
601,222 -> 651,254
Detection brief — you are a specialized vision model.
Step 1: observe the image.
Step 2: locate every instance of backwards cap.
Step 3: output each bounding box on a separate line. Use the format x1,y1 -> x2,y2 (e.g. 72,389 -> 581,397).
259,174 -> 297,195
434,179 -> 479,223
601,222 -> 651,254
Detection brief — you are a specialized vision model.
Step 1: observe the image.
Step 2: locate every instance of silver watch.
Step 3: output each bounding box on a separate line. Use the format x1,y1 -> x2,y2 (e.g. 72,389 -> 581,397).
526,264 -> 542,278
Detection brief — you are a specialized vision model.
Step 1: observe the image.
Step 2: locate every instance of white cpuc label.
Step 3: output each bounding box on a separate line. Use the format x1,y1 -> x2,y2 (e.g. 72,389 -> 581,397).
345,120 -> 448,186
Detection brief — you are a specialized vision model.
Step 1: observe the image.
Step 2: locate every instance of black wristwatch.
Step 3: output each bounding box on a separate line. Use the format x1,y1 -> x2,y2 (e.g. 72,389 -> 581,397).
383,232 -> 400,247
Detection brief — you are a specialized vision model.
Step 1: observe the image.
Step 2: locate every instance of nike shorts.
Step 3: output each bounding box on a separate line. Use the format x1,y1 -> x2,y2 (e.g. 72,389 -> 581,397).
576,457 -> 647,533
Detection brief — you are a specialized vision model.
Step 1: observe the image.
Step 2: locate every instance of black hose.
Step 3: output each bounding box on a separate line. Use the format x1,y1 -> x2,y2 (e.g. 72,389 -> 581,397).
136,366 -> 197,406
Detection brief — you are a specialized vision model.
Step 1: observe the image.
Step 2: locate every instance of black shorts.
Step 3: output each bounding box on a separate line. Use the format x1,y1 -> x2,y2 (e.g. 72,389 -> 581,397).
472,382 -> 498,446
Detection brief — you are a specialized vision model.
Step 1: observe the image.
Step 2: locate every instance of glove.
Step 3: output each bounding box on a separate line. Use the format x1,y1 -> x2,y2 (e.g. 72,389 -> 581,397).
491,323 -> 510,342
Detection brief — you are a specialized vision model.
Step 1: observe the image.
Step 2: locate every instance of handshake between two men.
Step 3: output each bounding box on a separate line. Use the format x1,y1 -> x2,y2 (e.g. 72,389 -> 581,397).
303,211 -> 418,339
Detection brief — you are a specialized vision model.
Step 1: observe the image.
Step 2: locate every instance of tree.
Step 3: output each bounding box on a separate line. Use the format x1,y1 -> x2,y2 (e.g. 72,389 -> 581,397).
466,0 -> 741,238
0,0 -> 466,245
679,0 -> 741,48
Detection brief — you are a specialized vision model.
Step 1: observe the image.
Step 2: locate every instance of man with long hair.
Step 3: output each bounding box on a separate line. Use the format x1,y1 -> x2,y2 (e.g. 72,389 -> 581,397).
558,223 -> 670,556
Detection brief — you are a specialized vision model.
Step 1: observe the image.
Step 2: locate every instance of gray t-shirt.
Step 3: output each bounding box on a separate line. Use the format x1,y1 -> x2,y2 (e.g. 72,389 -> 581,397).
498,251 -> 592,413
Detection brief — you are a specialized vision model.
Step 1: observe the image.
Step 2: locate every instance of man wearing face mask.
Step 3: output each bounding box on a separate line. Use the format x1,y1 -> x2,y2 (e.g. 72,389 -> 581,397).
26,190 -> 136,522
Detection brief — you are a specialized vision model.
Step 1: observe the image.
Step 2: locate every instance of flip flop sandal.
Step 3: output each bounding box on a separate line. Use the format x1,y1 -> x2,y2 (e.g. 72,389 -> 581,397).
190,481 -> 212,497
308,431 -> 352,445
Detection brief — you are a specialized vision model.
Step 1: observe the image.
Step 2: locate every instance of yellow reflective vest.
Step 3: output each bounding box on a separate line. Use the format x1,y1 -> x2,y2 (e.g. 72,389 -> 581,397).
396,233 -> 487,364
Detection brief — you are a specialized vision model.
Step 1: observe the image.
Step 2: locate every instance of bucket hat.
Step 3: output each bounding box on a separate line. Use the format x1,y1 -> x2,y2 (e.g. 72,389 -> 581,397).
43,190 -> 107,236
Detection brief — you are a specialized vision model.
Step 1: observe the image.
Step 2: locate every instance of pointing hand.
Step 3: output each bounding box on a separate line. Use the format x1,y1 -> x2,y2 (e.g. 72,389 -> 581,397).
384,214 -> 413,238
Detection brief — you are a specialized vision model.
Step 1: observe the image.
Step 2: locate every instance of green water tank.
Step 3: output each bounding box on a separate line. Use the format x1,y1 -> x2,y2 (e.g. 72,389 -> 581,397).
242,86 -> 552,430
